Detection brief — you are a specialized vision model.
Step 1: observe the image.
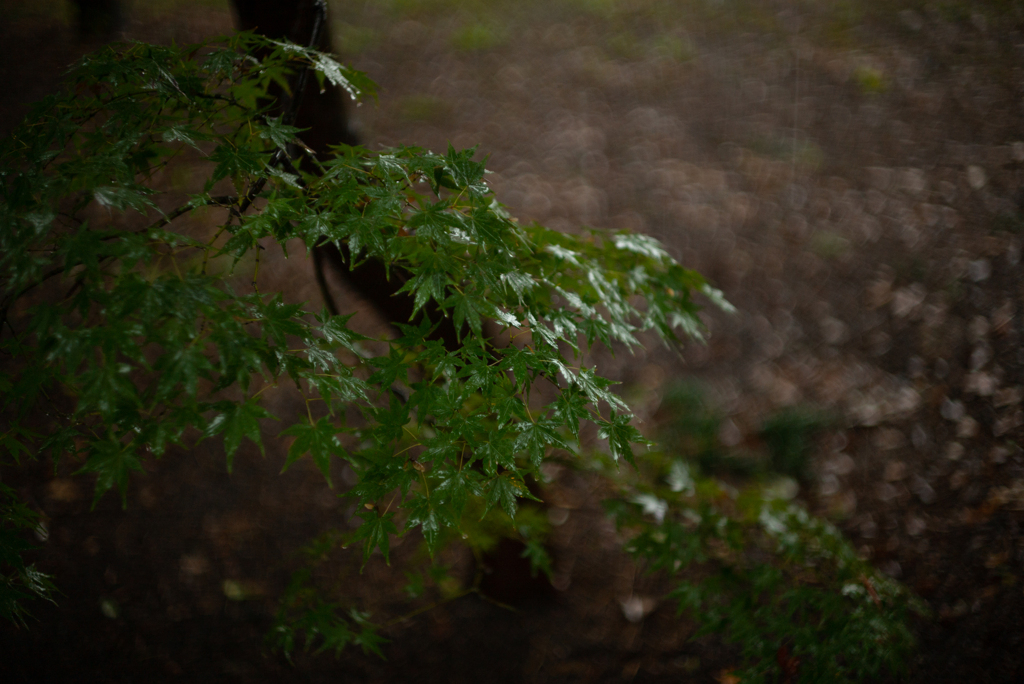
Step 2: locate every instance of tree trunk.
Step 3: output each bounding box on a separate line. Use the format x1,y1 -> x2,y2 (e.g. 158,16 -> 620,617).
232,0 -> 462,350
72,0 -> 122,40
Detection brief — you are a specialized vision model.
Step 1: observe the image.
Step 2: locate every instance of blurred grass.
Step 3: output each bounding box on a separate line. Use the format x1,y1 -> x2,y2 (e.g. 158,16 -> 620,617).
451,22 -> 507,52
853,65 -> 887,95
396,94 -> 453,124
811,231 -> 852,260
331,22 -> 382,55
748,134 -> 825,172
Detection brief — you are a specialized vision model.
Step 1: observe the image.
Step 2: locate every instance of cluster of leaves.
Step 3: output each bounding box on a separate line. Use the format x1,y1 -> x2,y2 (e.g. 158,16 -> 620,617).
603,392 -> 928,683
272,566 -> 387,660
0,32 -> 722,640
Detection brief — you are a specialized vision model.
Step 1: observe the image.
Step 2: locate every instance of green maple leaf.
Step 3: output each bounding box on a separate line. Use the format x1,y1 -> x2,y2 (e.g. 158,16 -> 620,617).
351,509 -> 398,566
367,394 -> 410,445
349,450 -> 413,503
500,346 -> 534,389
549,388 -> 589,442
407,200 -> 456,245
311,52 -> 376,100
525,313 -> 558,349
520,536 -> 552,579
452,349 -> 495,394
0,424 -> 38,466
343,212 -> 390,260
612,232 -> 670,261
571,366 -> 628,413
443,143 -> 488,196
483,471 -> 527,519
419,430 -> 458,464
204,398 -> 274,472
396,257 -> 451,316
494,389 -> 526,428
207,142 -> 263,185
465,203 -> 509,245
367,346 -> 410,390
245,195 -> 301,238
348,610 -> 387,657
78,438 -> 143,508
160,123 -> 206,149
152,342 -> 213,400
475,433 -> 516,476
433,465 -> 479,520
137,403 -> 200,458
596,411 -> 651,466
258,115 -> 301,149
280,417 -> 345,486
500,270 -> 534,303
315,310 -> 369,354
514,419 -> 568,467
298,211 -> 335,244
393,317 -> 435,349
78,361 -> 141,419
304,343 -> 337,372
404,494 -> 445,556
257,294 -> 306,345
445,290 -> 486,342
305,371 -> 368,408
92,184 -> 156,214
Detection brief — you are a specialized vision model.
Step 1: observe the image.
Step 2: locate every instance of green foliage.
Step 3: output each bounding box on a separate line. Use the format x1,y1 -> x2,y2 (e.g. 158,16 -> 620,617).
272,567 -> 387,659
607,450 -> 927,683
853,65 -> 887,95
0,32 -> 715,632
451,22 -> 507,52
396,95 -> 453,124
0,482 -> 56,627
626,387 -> 925,681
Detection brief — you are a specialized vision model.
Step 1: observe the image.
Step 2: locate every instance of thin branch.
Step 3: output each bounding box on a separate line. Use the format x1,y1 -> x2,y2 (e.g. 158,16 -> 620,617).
283,0 -> 329,129
0,191 -> 231,333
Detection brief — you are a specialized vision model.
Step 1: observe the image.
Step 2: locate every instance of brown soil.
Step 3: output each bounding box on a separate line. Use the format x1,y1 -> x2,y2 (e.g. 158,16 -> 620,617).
2,1 -> 1024,682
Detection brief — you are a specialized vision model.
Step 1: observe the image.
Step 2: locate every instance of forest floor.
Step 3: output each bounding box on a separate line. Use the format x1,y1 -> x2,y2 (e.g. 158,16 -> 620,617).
2,0 -> 1024,682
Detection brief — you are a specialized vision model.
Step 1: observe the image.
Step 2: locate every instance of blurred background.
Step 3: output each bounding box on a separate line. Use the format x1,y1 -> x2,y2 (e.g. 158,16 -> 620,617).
2,1 -> 1024,681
